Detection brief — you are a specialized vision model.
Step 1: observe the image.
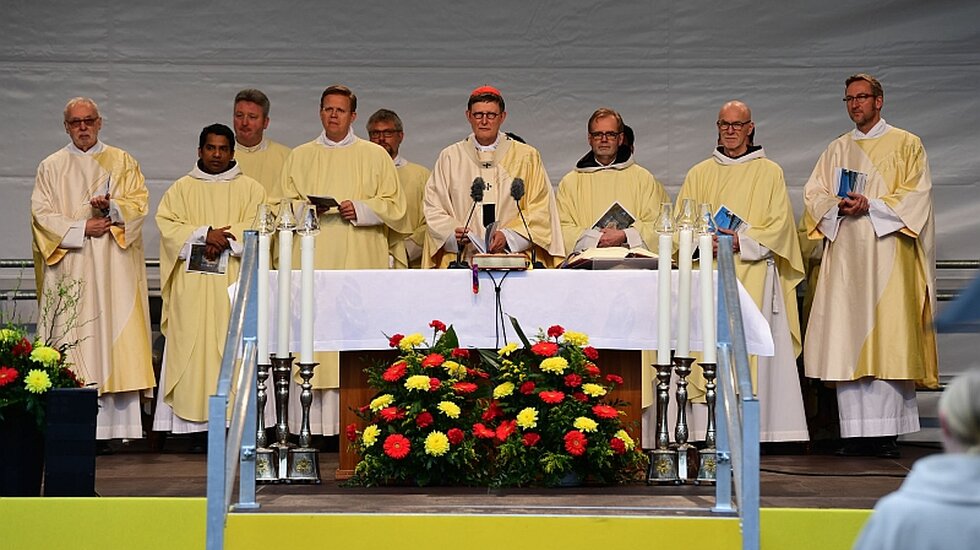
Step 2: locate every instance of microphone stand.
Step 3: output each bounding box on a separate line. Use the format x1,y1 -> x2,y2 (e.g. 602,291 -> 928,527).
449,200 -> 480,269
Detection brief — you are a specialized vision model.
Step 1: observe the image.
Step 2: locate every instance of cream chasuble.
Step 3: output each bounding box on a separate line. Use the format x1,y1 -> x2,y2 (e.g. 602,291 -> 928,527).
156,166 -> 266,422
802,126 -> 937,389
676,148 -> 808,442
423,134 -> 565,268
31,143 -> 156,439
235,138 -> 291,202
397,160 -> 432,268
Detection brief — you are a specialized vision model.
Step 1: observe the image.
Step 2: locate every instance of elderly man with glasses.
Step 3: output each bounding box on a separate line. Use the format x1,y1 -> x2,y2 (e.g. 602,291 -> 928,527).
674,99 -> 808,445
422,85 -> 565,268
802,73 -> 937,458
30,97 -> 156,444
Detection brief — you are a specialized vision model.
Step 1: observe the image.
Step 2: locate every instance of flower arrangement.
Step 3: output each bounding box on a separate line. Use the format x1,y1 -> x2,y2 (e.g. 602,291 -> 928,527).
0,278 -> 85,427
476,323 -> 647,487
345,320 -> 490,487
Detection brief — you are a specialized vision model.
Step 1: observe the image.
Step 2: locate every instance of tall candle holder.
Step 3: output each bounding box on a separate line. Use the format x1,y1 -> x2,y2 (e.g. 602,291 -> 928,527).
695,202 -> 718,484
270,355 -> 295,481
254,203 -> 279,482
647,362 -> 679,484
672,356 -> 696,481
697,361 -> 718,484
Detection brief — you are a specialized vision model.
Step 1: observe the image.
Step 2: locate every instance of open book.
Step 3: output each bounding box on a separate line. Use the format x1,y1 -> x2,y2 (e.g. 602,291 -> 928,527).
714,204 -> 748,233
465,222 -> 498,254
308,195 -> 340,210
561,246 -> 658,270
593,201 -> 636,230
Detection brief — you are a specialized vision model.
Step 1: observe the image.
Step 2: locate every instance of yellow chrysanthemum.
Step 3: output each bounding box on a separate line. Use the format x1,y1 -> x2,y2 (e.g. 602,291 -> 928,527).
437,401 -> 461,419
369,394 -> 394,411
615,429 -> 636,450
442,360 -> 467,378
30,346 -> 61,367
0,328 -> 19,343
581,383 -> 607,397
398,333 -> 425,351
24,369 -> 52,394
362,425 -> 381,447
404,374 -> 432,391
498,343 -> 519,357
563,330 -> 589,347
516,407 -> 538,430
424,431 -> 450,457
492,381 -> 515,399
539,356 -> 569,374
573,416 -> 599,433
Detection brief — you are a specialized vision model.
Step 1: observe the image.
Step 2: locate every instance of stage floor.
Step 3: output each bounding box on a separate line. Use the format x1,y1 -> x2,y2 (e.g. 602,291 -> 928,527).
92,438 -> 938,516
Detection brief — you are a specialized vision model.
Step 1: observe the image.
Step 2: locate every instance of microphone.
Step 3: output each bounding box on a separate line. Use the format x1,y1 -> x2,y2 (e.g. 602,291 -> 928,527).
510,178 -> 543,268
449,177 -> 485,269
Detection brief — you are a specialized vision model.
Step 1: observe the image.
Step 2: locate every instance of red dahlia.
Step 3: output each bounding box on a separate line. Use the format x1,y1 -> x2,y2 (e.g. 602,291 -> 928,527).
519,380 -> 536,395
563,373 -> 582,388
452,382 -> 477,394
583,346 -> 599,360
473,423 -> 496,439
415,411 -> 434,428
495,420 -> 517,441
451,347 -> 470,359
531,341 -> 559,357
421,353 -> 445,368
429,319 -> 447,332
610,437 -> 627,455
345,423 -> 359,442
592,404 -> 619,419
380,406 -> 406,422
564,430 -> 587,456
388,333 -> 404,348
522,432 -> 541,447
547,325 -> 565,338
382,361 -> 407,382
605,374 -> 624,385
447,428 -> 465,445
383,434 -> 411,459
539,391 -> 565,404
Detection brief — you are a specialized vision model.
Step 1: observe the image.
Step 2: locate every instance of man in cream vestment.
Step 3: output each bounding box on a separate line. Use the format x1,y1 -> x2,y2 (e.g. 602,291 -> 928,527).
153,124 -> 266,433
803,74 -> 937,458
31,97 -> 155,440
278,85 -> 410,436
232,88 -> 291,201
675,101 -> 808,444
367,108 -> 431,268
423,85 -> 565,268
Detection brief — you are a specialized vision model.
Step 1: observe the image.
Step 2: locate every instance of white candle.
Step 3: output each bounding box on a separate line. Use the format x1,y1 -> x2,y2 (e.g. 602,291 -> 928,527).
676,228 -> 693,357
276,229 -> 293,358
300,233 -> 315,363
699,233 -> 716,363
257,232 -> 271,363
657,233 -> 672,365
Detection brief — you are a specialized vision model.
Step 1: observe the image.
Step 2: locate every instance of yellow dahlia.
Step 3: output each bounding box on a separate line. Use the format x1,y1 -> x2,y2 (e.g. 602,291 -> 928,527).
24,369 -> 52,394
437,401 -> 461,419
581,383 -> 607,397
398,333 -> 425,351
563,330 -> 589,347
442,360 -> 467,378
362,424 -> 381,447
498,343 -> 519,357
492,381 -> 515,398
615,429 -> 636,450
540,356 -> 569,374
30,345 -> 61,367
573,416 -> 599,432
424,431 -> 450,456
404,374 -> 432,391
369,394 -> 394,411
516,407 -> 539,429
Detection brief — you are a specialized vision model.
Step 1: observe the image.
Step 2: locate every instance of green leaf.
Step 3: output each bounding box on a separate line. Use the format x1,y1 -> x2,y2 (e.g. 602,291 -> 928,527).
507,315 -> 533,349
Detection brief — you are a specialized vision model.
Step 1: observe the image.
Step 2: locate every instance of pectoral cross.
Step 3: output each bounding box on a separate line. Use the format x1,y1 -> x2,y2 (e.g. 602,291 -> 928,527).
484,181 -> 493,191
481,161 -> 493,169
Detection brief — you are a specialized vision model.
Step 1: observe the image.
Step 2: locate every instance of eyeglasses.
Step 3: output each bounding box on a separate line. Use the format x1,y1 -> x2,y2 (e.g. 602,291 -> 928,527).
66,117 -> 99,128
716,120 -> 751,131
470,111 -> 500,121
589,131 -> 621,140
368,129 -> 401,139
843,94 -> 876,103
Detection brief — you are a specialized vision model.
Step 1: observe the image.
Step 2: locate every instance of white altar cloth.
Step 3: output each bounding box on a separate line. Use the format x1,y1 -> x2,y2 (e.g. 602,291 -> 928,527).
261,269 -> 774,356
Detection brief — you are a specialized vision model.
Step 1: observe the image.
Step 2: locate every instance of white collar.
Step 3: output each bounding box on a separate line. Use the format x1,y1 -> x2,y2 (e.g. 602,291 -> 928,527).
712,146 -> 767,166
66,140 -> 105,156
393,154 -> 408,168
316,128 -> 356,148
852,118 -> 890,140
189,161 -> 241,182
237,138 -> 268,153
471,133 -> 501,152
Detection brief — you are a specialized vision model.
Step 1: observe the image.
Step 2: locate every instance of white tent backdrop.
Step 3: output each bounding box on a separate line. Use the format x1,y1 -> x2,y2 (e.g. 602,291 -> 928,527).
2,0 -> 978,376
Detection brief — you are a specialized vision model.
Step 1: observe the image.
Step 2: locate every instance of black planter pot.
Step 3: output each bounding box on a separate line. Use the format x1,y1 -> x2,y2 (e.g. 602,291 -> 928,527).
0,407 -> 45,496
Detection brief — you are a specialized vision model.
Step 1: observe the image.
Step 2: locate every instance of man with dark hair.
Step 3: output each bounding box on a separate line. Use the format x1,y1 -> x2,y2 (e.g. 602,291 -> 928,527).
154,123 -> 266,434
803,73 -> 938,457
423,85 -> 564,267
233,88 -> 291,198
676,100 -> 808,443
367,108 -> 430,268
277,85 -> 410,436
31,96 -> 155,442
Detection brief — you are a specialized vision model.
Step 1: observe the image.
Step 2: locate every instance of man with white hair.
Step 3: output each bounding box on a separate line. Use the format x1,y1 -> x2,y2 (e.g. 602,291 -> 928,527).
31,97 -> 155,442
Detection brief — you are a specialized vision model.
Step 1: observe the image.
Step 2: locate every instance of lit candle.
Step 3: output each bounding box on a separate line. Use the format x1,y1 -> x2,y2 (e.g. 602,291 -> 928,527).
699,232 -> 716,363
257,232 -> 270,363
276,228 -> 293,358
299,233 -> 315,363
676,227 -> 693,357
657,232 -> 672,365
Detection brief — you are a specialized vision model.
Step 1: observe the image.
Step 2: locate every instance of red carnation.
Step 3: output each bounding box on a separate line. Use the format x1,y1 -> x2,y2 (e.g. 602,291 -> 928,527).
605,374 -> 624,385
592,404 -> 619,419
345,423 -> 359,442
519,380 -> 536,395
451,347 -> 470,359
547,325 -> 565,338
447,428 -> 465,445
383,434 -> 411,459
610,437 -> 627,455
482,400 -> 503,421
467,368 -> 490,379
585,363 -> 601,377
388,333 -> 404,348
429,319 -> 447,332
452,382 -> 477,394
415,411 -> 434,428
422,353 -> 445,368
358,404 -> 371,413
583,346 -> 599,360
0,366 -> 19,387
380,406 -> 406,422
473,423 -> 496,439
12,338 -> 32,357
429,377 -> 441,391
564,430 -> 587,456
563,373 -> 582,388
572,392 -> 588,403
382,361 -> 407,382
496,419 -> 517,441
539,391 -> 565,404
531,341 -> 559,357
522,432 -> 541,447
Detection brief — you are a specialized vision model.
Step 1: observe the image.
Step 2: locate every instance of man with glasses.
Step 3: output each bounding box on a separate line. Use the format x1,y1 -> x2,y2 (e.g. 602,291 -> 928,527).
802,74 -> 937,458
367,108 -> 430,268
31,97 -> 156,445
233,88 -> 291,200
423,85 -> 565,267
556,107 -> 669,255
675,100 -> 808,444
